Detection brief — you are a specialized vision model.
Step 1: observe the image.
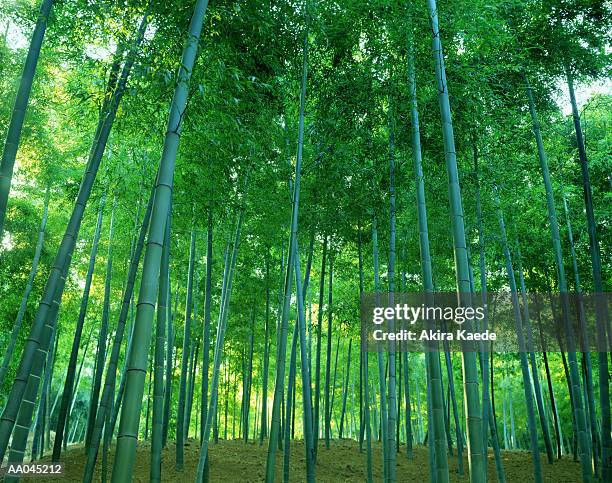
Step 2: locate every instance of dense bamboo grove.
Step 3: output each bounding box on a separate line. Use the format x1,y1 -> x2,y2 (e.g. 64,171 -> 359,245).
0,0 -> 610,482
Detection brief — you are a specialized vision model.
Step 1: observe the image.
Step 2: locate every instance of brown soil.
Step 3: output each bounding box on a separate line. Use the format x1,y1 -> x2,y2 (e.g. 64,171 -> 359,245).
21,439 -> 582,482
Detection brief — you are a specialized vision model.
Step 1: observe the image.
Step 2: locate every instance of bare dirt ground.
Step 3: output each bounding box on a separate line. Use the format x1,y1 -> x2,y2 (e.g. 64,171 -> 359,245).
20,439 -> 582,482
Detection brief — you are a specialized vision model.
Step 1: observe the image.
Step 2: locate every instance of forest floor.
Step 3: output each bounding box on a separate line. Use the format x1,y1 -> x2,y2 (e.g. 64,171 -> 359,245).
22,438 -> 582,482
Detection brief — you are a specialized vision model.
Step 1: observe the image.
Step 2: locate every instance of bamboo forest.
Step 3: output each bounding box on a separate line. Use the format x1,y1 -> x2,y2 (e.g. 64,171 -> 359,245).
0,0 -> 610,481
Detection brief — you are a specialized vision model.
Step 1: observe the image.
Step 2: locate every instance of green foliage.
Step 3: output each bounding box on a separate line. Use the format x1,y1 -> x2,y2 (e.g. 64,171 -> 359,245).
0,0 -> 610,476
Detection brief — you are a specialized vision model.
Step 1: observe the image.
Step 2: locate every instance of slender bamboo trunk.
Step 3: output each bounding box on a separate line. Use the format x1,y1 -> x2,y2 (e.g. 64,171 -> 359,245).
501,378 -> 509,449
294,240 -> 316,481
562,196 -> 600,472
565,68 -> 611,479
151,211 -> 170,483
0,187 -> 49,389
386,101 -> 398,482
444,350 -> 464,472
264,11 -> 310,479
65,327 -> 94,451
239,350 -> 244,440
329,334 -> 340,437
0,0 -> 54,237
81,173 -> 155,483
497,204 -> 542,483
426,2 -> 485,480
339,339 -> 352,438
86,197 -> 116,449
186,338 -> 201,439
244,314 -> 255,442
373,216 -> 389,482
144,354 -> 154,441
253,377 -> 259,442
541,345 -> 561,458
358,224 -> 373,483
283,322 -> 299,483
69,415 -> 81,446
407,33 -> 449,482
196,188 -> 246,481
531,310 -> 563,459
516,246 -> 555,464
396,350 -> 401,451
224,364 -> 229,440
186,271 -> 202,441
232,370 -> 237,440
472,153 -> 506,481
51,190 -> 104,458
426,366 -> 437,483
402,352 -> 412,459
324,253 -> 334,449
5,296 -> 60,475
44,326 -> 59,453
276,240 -> 285,451
111,4 -> 209,479
523,73 -> 592,482
31,323 -> 57,460
201,209 -> 213,443
260,247 -> 271,444
313,236 -> 327,457
177,226 -> 197,469
163,227 -> 176,448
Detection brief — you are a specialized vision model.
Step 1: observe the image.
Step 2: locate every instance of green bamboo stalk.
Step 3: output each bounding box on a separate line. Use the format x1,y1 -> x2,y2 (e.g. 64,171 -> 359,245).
0,187 -> 49,389
426,365 -> 437,483
496,202 -> 542,483
324,254 -> 334,448
313,235 -> 327,457
163,250 -> 176,448
13,190 -> 105,466
201,209 -> 213,443
515,245 -> 554,464
86,197 -> 117,449
110,2 -> 209,479
472,150 -> 505,483
53,193 -> 105,459
265,7 -> 309,479
535,298 -> 562,458
30,323 -> 58,461
177,226 -> 197,469
566,66 -> 611,480
329,334 -> 340,437
81,175 -> 155,483
5,269 -> 63,473
196,191 -> 246,481
0,0 -> 54,237
339,339 -> 352,438
386,100 -> 398,482
372,216 -> 389,482
66,327 -> 94,449
402,352 -> 412,459
523,73 -> 592,482
186,338 -> 201,440
294,240 -> 316,481
243,312 -> 255,442
357,224 -> 373,482
151,212 -> 170,483
406,31 -> 449,482
260,247 -> 271,444
425,1 -> 485,480
283,322 -> 299,483
561,196 -> 599,473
